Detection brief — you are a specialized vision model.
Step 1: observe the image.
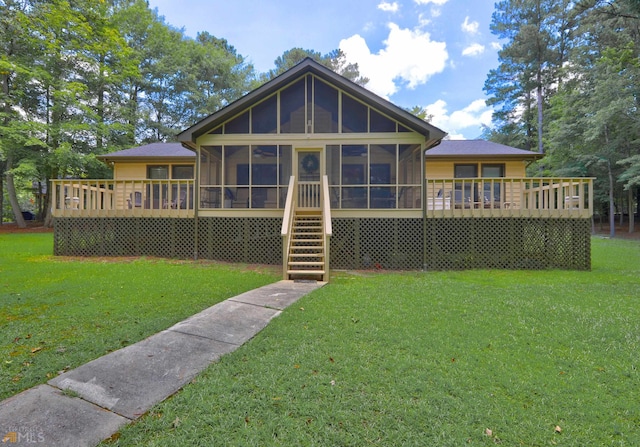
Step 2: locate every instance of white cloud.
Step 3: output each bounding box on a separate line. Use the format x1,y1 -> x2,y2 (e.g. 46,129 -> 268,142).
491,42 -> 502,51
462,43 -> 485,57
414,0 -> 449,5
426,99 -> 493,137
339,23 -> 448,98
378,1 -> 399,12
417,13 -> 431,27
461,16 -> 479,35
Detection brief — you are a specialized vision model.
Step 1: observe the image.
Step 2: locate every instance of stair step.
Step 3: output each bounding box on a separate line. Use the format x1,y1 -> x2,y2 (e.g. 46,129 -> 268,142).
287,269 -> 325,275
292,239 -> 323,244
288,261 -> 325,266
289,252 -> 324,257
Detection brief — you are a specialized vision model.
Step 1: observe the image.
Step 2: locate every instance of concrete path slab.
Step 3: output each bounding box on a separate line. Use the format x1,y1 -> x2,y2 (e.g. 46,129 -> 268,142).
1,280 -> 325,447
168,300 -> 281,344
0,384 -> 127,447
49,330 -> 236,420
230,280 -> 324,310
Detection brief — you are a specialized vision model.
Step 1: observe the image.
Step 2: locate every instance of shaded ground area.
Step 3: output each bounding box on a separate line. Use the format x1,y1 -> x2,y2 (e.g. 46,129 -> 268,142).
2,219 -> 640,239
0,222 -> 53,234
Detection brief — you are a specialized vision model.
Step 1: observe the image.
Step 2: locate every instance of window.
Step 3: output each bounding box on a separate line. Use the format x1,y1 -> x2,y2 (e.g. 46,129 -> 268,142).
370,109 -> 396,132
202,144 -> 291,209
172,165 -> 193,180
481,164 -> 504,178
314,79 -> 338,133
454,165 -> 478,207
280,78 -> 306,133
252,95 -> 277,134
342,94 -> 368,133
225,111 -> 249,134
481,164 -> 505,205
454,164 -> 478,178
328,144 -> 420,209
215,75 -> 412,136
147,165 -> 168,179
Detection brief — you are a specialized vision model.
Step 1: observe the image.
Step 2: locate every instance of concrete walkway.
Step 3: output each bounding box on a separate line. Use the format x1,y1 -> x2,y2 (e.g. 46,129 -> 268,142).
0,280 -> 324,447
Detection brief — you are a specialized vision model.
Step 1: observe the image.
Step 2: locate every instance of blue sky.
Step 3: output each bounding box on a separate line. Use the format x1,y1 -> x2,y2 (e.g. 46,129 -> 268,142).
147,0 -> 501,139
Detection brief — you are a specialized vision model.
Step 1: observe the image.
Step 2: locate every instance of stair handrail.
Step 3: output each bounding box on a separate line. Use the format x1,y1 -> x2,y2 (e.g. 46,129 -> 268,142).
281,175 -> 296,279
321,175 -> 332,281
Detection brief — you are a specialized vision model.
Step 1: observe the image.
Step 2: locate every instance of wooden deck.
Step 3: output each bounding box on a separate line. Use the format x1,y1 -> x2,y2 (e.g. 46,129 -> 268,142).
51,179 -> 195,218
50,177 -> 594,219
425,177 -> 593,218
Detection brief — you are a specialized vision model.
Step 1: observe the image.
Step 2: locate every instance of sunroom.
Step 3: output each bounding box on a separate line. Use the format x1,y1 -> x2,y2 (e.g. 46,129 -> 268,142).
188,59 -> 442,217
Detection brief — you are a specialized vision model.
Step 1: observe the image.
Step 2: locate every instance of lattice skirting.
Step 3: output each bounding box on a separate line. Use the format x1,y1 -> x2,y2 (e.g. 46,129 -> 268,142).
53,217 -> 283,264
330,218 -> 424,270
197,217 -> 282,264
424,218 -> 591,270
54,218 -> 196,258
54,217 -> 591,271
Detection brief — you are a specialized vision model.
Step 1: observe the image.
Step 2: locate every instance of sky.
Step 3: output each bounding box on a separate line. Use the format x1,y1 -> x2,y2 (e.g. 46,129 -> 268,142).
147,0 -> 502,140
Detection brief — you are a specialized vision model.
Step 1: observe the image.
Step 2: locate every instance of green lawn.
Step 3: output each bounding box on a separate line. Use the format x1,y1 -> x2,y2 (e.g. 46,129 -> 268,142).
105,237 -> 640,446
3,234 -> 640,445
0,233 -> 280,400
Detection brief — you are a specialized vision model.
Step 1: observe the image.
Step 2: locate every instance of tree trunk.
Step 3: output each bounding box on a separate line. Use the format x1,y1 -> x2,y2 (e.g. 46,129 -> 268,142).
43,187 -> 53,228
608,159 -> 615,238
5,155 -> 26,228
537,80 -> 544,155
0,160 -> 4,226
629,187 -> 635,233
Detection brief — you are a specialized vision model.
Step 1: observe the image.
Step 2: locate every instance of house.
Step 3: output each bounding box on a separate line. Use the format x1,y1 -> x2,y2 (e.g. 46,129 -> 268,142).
51,58 -> 593,279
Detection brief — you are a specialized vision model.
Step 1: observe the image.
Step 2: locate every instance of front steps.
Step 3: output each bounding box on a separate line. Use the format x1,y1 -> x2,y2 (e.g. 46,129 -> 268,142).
286,210 -> 327,281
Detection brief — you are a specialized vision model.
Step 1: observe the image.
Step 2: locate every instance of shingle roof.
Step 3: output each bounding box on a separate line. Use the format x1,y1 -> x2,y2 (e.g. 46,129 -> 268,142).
98,143 -> 195,161
425,140 -> 543,159
178,57 -> 447,144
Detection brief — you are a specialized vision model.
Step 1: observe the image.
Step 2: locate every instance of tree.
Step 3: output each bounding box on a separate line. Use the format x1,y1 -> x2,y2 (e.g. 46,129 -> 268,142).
115,2 -> 256,142
406,105 -> 433,122
262,48 -> 369,86
184,32 -> 255,124
547,2 -> 640,236
0,0 -> 45,227
485,0 -> 575,153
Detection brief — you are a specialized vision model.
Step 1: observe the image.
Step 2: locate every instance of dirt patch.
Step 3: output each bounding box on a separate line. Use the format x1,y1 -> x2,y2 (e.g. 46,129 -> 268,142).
3,219 -> 639,239
0,222 -> 53,234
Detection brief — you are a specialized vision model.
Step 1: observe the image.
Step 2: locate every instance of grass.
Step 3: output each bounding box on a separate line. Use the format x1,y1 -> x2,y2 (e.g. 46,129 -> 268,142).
3,233 -> 640,445
0,233 -> 280,400
103,237 -> 640,446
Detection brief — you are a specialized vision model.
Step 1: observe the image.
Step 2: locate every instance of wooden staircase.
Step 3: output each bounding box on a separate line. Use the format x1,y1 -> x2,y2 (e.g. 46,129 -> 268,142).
285,210 -> 327,281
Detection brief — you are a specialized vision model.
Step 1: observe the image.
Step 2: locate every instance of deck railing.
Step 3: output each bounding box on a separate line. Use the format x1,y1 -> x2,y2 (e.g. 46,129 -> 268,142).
51,177 -> 593,219
297,180 -> 321,209
51,179 -> 195,217
425,177 -> 594,218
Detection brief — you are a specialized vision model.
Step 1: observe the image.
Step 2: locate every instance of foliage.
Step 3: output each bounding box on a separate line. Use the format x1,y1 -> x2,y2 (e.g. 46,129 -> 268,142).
262,47 -> 369,86
487,0 -> 640,234
0,0 -> 257,225
406,105 -> 433,122
0,233 -> 280,400
99,237 -> 640,446
485,0 -> 574,153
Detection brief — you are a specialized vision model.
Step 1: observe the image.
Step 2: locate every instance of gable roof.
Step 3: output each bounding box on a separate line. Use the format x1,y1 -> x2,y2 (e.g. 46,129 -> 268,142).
425,140 -> 543,160
98,143 -> 195,163
178,58 -> 447,145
